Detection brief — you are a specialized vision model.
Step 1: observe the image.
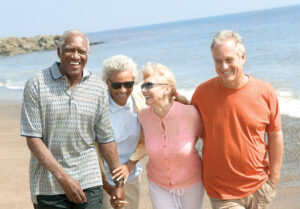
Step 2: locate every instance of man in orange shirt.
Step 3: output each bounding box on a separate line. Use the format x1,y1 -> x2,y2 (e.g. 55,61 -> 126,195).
191,30 -> 284,209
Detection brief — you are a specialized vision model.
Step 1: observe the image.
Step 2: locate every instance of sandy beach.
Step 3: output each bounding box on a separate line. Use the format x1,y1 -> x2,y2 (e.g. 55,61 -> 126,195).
0,99 -> 299,209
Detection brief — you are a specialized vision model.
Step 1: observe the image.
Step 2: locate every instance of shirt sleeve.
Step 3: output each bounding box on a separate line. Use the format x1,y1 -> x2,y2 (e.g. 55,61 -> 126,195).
190,106 -> 203,139
95,89 -> 115,144
190,86 -> 199,107
190,87 -> 204,138
21,78 -> 43,138
267,85 -> 282,132
129,92 -> 147,162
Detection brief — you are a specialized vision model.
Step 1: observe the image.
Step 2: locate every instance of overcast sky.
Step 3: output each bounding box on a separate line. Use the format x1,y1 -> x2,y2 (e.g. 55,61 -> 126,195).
1,0 -> 299,37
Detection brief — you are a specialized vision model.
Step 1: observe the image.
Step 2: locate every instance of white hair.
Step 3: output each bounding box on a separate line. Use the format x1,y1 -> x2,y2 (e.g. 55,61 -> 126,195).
211,30 -> 245,56
59,29 -> 90,52
102,55 -> 138,81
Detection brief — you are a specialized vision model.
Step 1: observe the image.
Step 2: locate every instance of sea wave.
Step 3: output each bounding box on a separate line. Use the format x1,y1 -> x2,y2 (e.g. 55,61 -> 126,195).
1,83 -> 299,118
177,88 -> 300,118
0,80 -> 24,90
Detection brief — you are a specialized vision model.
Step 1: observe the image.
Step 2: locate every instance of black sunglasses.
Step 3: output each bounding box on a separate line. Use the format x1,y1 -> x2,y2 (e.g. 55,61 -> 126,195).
108,80 -> 134,89
141,82 -> 169,90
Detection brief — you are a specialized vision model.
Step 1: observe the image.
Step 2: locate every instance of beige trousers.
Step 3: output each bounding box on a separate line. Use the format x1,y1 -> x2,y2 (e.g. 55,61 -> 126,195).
102,176 -> 141,209
210,179 -> 277,209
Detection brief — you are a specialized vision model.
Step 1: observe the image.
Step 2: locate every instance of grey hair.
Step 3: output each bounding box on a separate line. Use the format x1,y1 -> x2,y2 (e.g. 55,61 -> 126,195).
59,29 -> 90,52
211,30 -> 245,56
102,55 -> 138,81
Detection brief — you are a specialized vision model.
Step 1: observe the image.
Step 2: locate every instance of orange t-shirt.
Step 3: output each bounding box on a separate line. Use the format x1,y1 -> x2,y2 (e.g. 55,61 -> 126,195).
191,76 -> 281,200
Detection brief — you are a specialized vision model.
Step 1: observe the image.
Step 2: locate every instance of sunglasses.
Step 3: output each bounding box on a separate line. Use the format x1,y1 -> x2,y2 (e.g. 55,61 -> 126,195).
108,80 -> 134,89
141,82 -> 169,90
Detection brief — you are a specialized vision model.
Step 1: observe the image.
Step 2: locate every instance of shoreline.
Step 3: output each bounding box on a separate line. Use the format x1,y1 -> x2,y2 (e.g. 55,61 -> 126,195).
0,99 -> 299,208
1,86 -> 300,119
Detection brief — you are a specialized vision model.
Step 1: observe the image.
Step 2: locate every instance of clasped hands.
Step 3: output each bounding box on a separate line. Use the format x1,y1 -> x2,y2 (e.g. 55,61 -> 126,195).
109,161 -> 136,208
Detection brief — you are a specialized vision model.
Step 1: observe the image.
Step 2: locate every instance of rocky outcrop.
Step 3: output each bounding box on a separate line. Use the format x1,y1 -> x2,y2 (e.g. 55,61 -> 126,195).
0,35 -> 105,56
0,35 -> 61,56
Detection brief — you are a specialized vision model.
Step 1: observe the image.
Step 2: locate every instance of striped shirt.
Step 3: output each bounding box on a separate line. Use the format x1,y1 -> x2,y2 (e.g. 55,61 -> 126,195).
21,62 -> 114,196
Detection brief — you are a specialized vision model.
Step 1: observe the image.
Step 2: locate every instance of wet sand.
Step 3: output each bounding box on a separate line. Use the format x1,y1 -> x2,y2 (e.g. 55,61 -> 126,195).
0,99 -> 299,209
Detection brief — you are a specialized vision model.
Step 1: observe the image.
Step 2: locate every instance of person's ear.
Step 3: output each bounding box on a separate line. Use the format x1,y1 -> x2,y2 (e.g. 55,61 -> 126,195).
57,47 -> 61,58
240,52 -> 246,63
164,86 -> 172,96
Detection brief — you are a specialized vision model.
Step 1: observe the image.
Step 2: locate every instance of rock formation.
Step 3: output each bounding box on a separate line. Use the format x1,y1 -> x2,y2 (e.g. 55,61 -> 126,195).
0,35 -> 104,56
0,35 -> 61,56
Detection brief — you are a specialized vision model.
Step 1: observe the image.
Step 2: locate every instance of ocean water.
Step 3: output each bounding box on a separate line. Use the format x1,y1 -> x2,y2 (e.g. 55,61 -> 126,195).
0,5 -> 299,191
0,5 -> 300,118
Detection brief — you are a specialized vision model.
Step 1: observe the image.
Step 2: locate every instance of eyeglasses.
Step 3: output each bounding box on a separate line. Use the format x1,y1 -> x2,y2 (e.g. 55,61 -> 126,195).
141,82 -> 169,90
108,80 -> 134,89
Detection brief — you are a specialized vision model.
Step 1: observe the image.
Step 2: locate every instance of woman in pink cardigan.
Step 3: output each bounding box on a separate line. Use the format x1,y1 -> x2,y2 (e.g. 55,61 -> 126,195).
138,63 -> 205,209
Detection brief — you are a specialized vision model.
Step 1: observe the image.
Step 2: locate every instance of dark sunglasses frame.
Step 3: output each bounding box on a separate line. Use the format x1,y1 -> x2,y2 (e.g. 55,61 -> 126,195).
141,82 -> 169,90
108,80 -> 134,89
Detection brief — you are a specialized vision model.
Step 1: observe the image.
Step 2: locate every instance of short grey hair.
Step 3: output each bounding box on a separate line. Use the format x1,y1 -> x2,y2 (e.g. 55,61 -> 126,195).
59,29 -> 90,52
102,55 -> 138,81
211,30 -> 245,56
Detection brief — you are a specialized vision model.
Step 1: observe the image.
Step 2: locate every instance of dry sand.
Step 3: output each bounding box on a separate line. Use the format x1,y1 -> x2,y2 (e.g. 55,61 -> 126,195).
0,99 -> 299,209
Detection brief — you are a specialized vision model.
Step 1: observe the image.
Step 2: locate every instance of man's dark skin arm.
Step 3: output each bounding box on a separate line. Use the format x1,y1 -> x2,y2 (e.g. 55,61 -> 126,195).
98,141 -> 126,208
26,137 -> 87,203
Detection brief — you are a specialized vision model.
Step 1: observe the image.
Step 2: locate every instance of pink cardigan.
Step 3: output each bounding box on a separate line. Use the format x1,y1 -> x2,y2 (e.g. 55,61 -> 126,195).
138,101 -> 203,189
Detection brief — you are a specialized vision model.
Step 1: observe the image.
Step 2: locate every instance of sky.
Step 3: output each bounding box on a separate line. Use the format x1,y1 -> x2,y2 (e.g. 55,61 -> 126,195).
1,0 -> 300,38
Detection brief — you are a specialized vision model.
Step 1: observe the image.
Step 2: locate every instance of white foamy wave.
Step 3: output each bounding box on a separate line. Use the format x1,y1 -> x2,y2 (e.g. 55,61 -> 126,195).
277,90 -> 300,118
177,88 -> 300,119
0,79 -> 24,90
4,85 -> 24,90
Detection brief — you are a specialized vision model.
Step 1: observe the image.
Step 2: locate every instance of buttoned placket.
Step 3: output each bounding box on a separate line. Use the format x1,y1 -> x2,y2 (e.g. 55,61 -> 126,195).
121,107 -> 126,131
62,76 -> 77,111
161,120 -> 172,186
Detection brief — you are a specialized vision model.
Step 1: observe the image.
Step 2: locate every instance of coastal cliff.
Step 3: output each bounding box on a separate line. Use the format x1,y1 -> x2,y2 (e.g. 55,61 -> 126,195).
0,35 -> 61,56
0,35 -> 104,56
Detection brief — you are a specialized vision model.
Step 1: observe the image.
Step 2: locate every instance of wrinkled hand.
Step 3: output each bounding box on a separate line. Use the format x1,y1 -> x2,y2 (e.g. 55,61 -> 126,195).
57,174 -> 86,204
112,161 -> 135,183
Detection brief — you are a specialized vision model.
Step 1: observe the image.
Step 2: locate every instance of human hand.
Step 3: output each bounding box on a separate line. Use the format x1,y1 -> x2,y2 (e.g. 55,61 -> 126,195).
57,174 -> 87,203
112,161 -> 135,183
110,191 -> 128,209
110,186 -> 127,209
269,175 -> 279,186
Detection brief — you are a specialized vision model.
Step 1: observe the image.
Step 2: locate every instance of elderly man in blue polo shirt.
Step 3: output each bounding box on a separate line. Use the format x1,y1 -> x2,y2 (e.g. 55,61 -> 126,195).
21,30 -> 125,209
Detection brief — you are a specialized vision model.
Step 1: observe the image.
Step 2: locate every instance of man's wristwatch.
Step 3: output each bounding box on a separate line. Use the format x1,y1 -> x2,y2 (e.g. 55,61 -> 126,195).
113,177 -> 125,187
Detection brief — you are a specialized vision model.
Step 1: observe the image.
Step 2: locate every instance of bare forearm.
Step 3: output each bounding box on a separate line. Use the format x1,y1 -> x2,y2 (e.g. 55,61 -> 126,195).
26,137 -> 67,180
129,133 -> 146,162
98,142 -> 120,174
102,177 -> 114,195
268,131 -> 284,184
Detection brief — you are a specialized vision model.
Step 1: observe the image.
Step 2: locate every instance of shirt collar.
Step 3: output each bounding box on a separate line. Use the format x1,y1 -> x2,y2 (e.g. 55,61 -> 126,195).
108,91 -> 132,113
50,62 -> 91,80
150,101 -> 177,120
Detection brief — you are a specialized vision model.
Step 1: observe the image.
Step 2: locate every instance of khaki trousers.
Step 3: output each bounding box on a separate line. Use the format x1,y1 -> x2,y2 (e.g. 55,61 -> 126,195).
210,179 -> 276,209
102,176 -> 141,209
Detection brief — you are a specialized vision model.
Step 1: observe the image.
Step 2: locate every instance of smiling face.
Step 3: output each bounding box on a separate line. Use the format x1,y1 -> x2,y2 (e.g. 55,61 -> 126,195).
57,33 -> 88,82
107,70 -> 134,106
212,39 -> 246,88
141,74 -> 170,107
